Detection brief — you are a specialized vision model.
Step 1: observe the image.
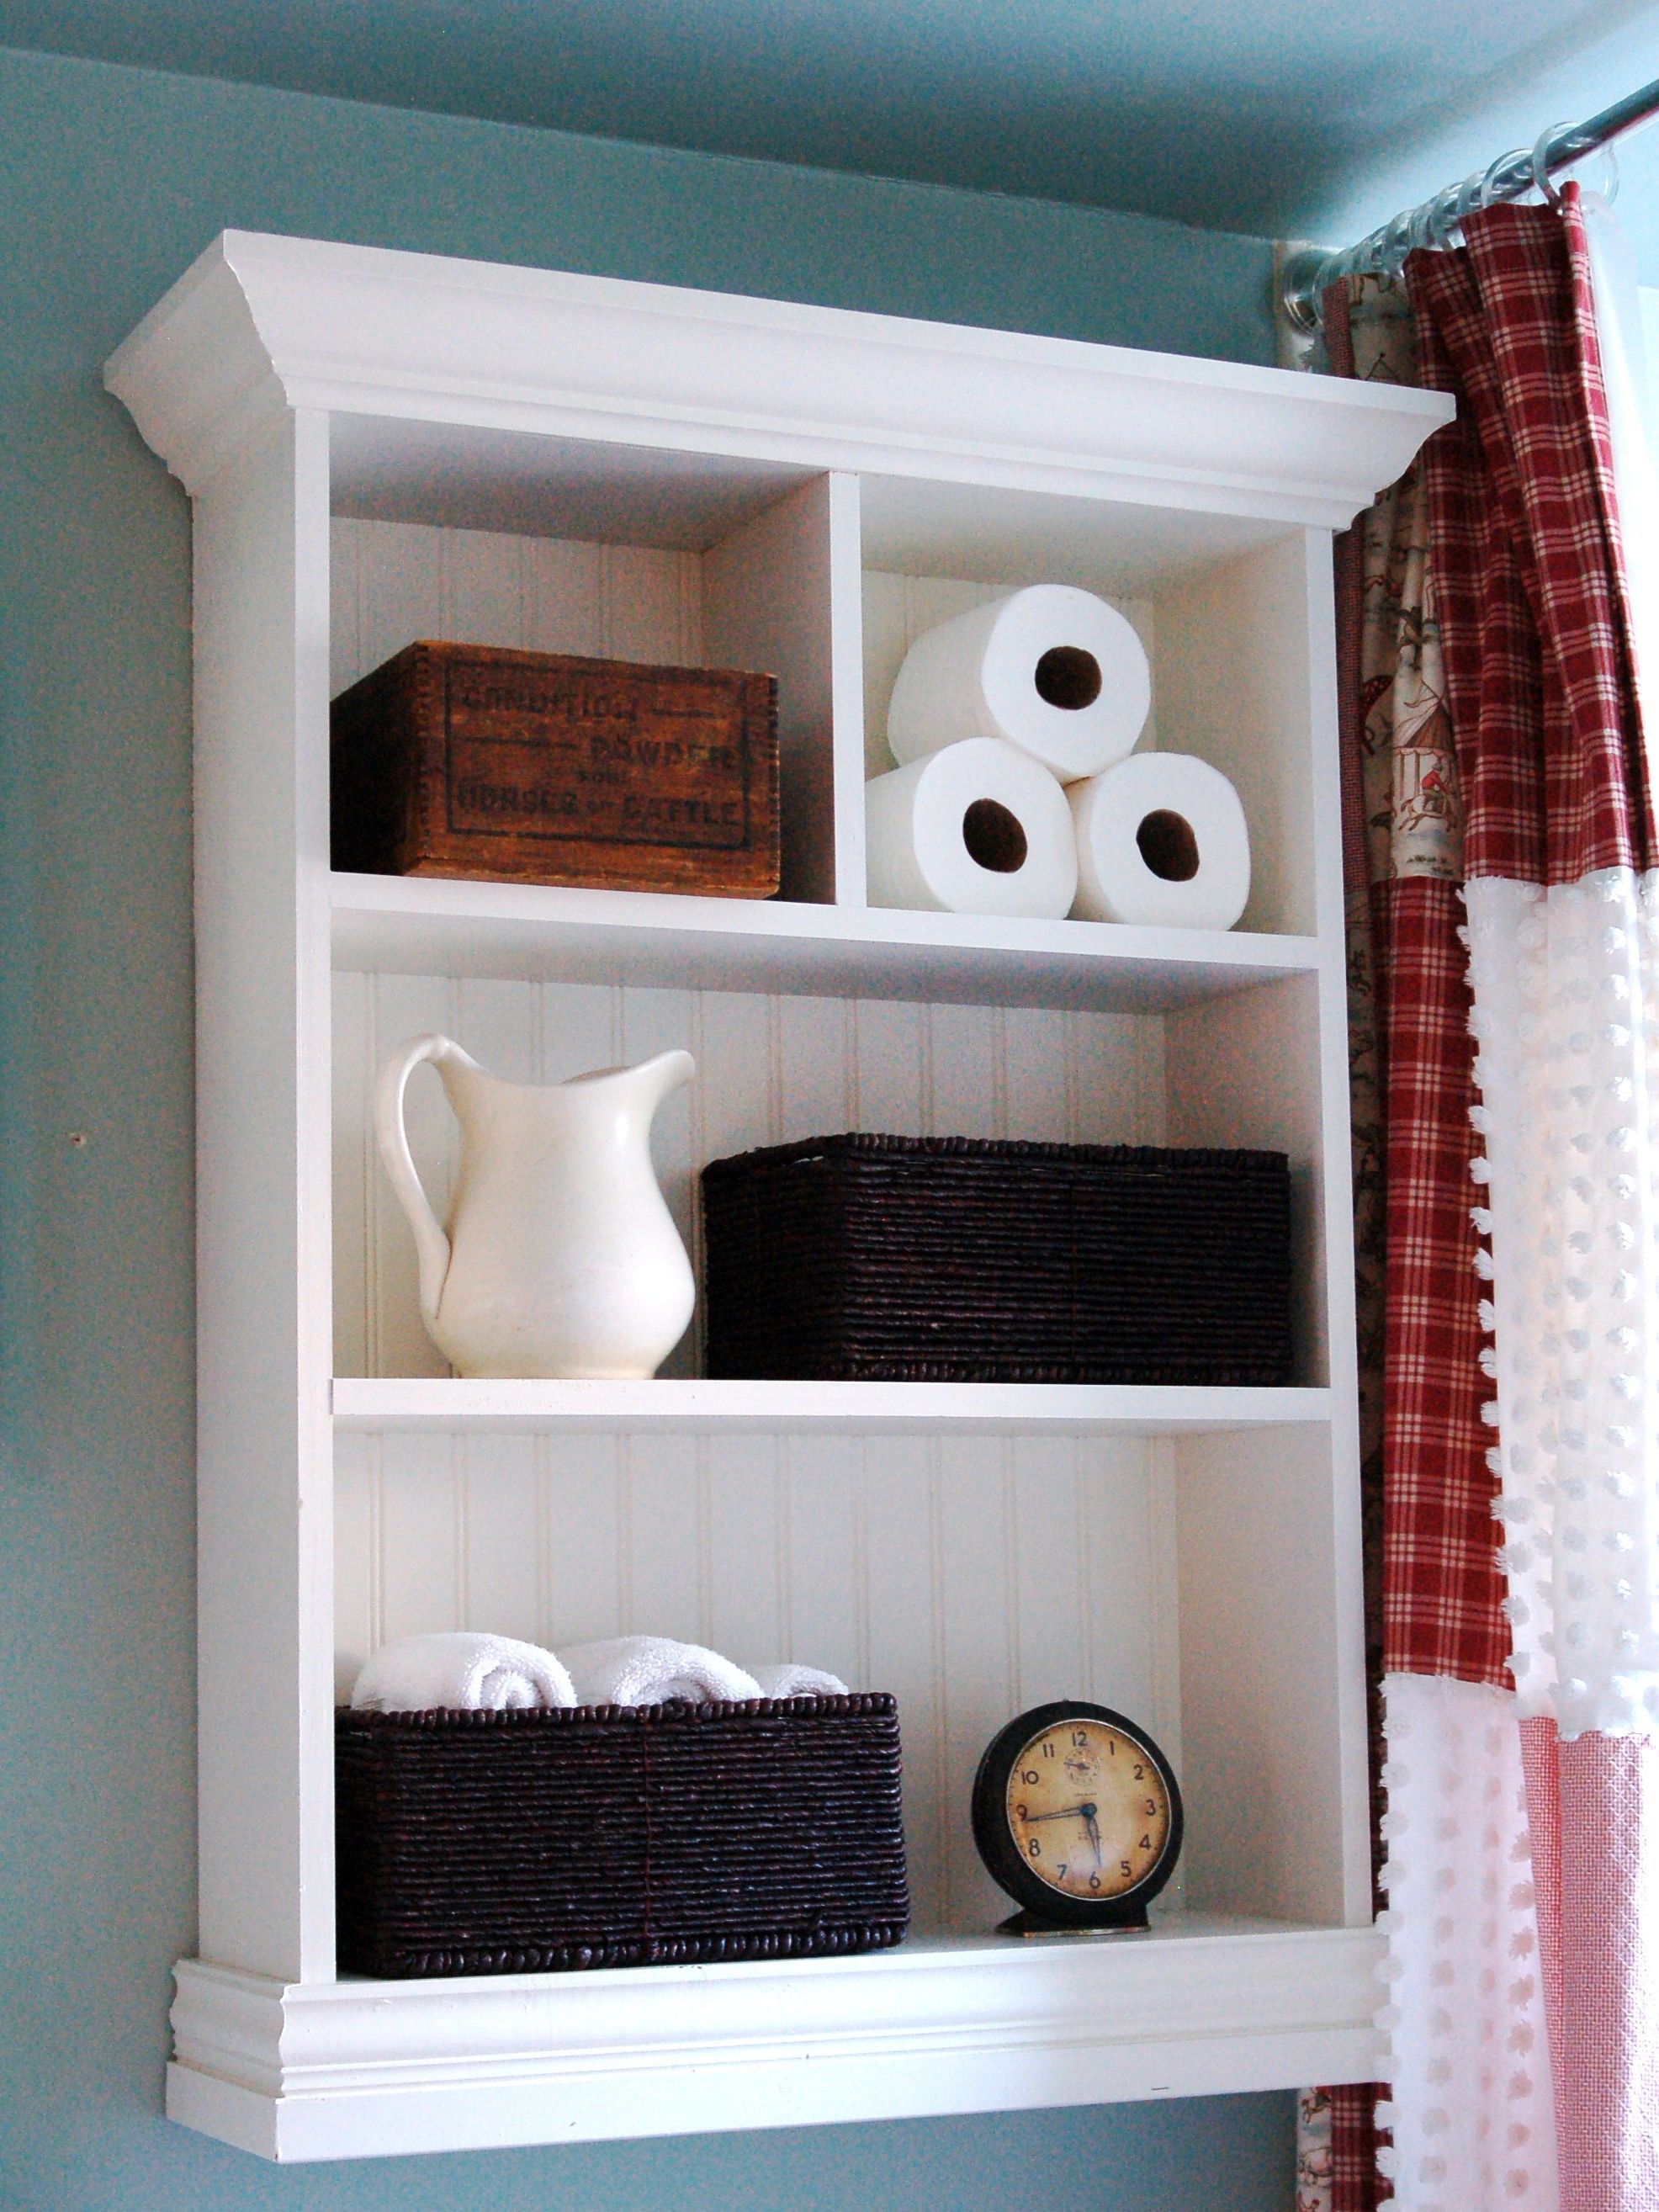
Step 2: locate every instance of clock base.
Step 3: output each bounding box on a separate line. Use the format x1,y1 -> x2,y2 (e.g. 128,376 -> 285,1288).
994,1907 -> 1150,1938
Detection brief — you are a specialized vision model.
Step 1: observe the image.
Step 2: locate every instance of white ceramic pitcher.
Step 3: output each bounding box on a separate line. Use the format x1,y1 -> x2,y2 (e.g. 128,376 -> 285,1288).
375,1034 -> 696,1380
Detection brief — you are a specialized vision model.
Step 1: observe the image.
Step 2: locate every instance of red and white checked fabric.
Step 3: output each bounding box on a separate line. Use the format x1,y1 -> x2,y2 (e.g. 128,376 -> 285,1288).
1375,873 -> 1506,1685
1319,190 -> 1658,2211
1407,201 -> 1653,889
1393,191 -> 1659,2212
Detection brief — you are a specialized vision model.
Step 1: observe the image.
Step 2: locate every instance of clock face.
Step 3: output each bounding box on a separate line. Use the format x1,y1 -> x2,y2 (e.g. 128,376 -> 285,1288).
1004,1716 -> 1171,1902
971,1700 -> 1183,1928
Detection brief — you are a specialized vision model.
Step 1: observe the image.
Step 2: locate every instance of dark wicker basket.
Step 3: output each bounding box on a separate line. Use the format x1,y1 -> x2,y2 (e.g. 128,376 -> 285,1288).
336,1695 -> 909,1978
702,1134 -> 1292,1385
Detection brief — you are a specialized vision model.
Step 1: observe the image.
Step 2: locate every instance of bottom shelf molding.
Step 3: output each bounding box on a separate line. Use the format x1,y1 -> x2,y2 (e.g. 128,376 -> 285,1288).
167,1918 -> 1383,2162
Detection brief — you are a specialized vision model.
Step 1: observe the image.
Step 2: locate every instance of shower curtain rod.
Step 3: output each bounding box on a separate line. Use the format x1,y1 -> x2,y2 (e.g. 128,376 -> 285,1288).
1280,72 -> 1659,332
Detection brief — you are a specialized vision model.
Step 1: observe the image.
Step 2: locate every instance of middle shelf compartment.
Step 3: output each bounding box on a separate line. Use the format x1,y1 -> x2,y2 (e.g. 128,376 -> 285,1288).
333,959 -> 1334,1389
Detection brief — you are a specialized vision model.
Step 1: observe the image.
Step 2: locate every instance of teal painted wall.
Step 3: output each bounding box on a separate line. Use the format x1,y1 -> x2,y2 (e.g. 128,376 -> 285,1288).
0,41 -> 1291,2210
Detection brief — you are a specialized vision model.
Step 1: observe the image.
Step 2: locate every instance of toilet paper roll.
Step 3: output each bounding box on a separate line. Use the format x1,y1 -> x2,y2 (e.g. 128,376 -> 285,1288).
1070,753 -> 1251,930
887,585 -> 1151,782
866,738 -> 1079,919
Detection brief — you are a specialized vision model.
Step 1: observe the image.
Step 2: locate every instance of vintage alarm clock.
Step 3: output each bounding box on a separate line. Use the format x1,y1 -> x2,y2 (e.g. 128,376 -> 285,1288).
971,1700 -> 1183,1933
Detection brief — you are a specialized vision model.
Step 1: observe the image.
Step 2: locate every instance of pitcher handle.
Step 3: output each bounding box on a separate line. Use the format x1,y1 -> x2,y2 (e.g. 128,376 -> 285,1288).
374,1032 -> 464,1333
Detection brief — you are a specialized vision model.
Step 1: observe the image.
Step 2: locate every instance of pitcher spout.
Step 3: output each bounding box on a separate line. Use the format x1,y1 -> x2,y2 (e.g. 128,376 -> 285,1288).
623,1047 -> 696,1120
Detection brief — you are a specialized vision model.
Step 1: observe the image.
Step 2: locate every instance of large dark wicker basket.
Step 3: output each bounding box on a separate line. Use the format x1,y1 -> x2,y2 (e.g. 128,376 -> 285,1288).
702,1134 -> 1292,1386
336,1695 -> 909,1978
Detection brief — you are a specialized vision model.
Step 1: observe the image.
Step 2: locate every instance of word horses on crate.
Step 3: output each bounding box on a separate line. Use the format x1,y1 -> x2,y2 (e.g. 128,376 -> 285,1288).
331,640 -> 780,896
702,1134 -> 1293,1385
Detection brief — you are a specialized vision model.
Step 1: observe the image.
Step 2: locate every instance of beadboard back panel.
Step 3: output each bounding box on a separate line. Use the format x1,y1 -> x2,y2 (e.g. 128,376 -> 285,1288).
333,964 -> 1174,1935
324,486 -> 1327,1941
332,972 -> 1168,1381
331,517 -> 704,699
330,519 -> 1159,904
334,1426 -> 1180,1936
331,496 -> 852,903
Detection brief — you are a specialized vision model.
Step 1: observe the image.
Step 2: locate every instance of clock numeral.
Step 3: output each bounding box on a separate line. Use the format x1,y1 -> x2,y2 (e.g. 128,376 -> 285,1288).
1145,1798 -> 1158,1815
1015,1803 -> 1028,1820
1088,1874 -> 1101,1891
1133,1764 -> 1144,1780
1028,1838 -> 1042,1859
1056,1863 -> 1068,1878
1020,1769 -> 1040,1785
1042,1741 -> 1056,1758
1120,1859 -> 1132,1876
1139,1834 -> 1152,1849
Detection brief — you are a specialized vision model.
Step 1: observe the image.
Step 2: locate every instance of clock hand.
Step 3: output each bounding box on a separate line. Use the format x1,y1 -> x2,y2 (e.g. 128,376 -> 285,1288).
1084,1808 -> 1103,1867
1021,1801 -> 1100,1824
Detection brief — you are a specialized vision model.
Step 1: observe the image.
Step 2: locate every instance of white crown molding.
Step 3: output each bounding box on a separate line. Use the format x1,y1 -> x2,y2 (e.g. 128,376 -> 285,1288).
105,231 -> 1450,524
167,1922 -> 1382,2162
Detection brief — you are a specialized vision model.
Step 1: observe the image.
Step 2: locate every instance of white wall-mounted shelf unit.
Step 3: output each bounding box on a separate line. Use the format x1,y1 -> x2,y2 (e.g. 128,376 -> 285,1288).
107,230 -> 1450,2164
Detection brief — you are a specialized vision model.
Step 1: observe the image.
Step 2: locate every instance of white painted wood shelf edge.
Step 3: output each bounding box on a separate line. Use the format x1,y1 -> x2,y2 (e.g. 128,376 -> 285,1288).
104,230 -> 1452,528
167,1920 -> 1383,2162
331,871 -> 1326,1011
331,1377 -> 1334,1435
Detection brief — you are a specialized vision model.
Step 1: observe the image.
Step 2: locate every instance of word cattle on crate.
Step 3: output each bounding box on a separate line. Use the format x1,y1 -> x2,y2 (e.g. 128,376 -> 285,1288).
331,639 -> 781,895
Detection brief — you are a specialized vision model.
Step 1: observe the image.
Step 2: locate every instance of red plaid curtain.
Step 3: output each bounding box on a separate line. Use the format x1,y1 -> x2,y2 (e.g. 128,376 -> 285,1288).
1407,188 -> 1657,2212
1321,187 -> 1655,2212
1410,206 -> 1652,887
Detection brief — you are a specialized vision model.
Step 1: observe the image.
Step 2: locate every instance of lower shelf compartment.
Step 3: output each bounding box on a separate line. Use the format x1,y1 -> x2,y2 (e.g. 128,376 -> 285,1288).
167,1916 -> 1382,2161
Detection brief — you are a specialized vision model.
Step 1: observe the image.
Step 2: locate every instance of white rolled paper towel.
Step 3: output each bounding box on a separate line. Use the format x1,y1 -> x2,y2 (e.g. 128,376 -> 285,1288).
866,737 -> 1079,919
1070,753 -> 1251,930
887,586 -> 1150,782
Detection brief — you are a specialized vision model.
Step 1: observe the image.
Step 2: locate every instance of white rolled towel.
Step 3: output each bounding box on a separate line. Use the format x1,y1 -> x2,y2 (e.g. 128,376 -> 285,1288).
559,1636 -> 761,1707
749,1663 -> 850,1698
350,1631 -> 576,1713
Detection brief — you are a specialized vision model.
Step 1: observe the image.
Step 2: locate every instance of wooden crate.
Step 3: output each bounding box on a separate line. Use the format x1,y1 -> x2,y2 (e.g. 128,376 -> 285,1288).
331,640 -> 780,895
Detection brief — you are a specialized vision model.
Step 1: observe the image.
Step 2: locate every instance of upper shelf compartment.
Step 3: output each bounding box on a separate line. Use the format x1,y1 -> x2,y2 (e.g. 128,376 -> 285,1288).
328,448 -> 861,906
109,231 -> 1455,978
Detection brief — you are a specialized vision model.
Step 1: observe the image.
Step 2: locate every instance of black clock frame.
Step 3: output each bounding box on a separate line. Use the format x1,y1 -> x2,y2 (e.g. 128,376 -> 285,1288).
971,1699 -> 1185,1931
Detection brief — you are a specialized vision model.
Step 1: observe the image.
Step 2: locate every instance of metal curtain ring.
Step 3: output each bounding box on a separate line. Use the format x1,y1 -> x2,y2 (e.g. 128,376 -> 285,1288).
1382,208 -> 1416,276
1481,147 -> 1519,213
1532,124 -> 1571,205
1455,168 -> 1486,231
1428,181 -> 1466,249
